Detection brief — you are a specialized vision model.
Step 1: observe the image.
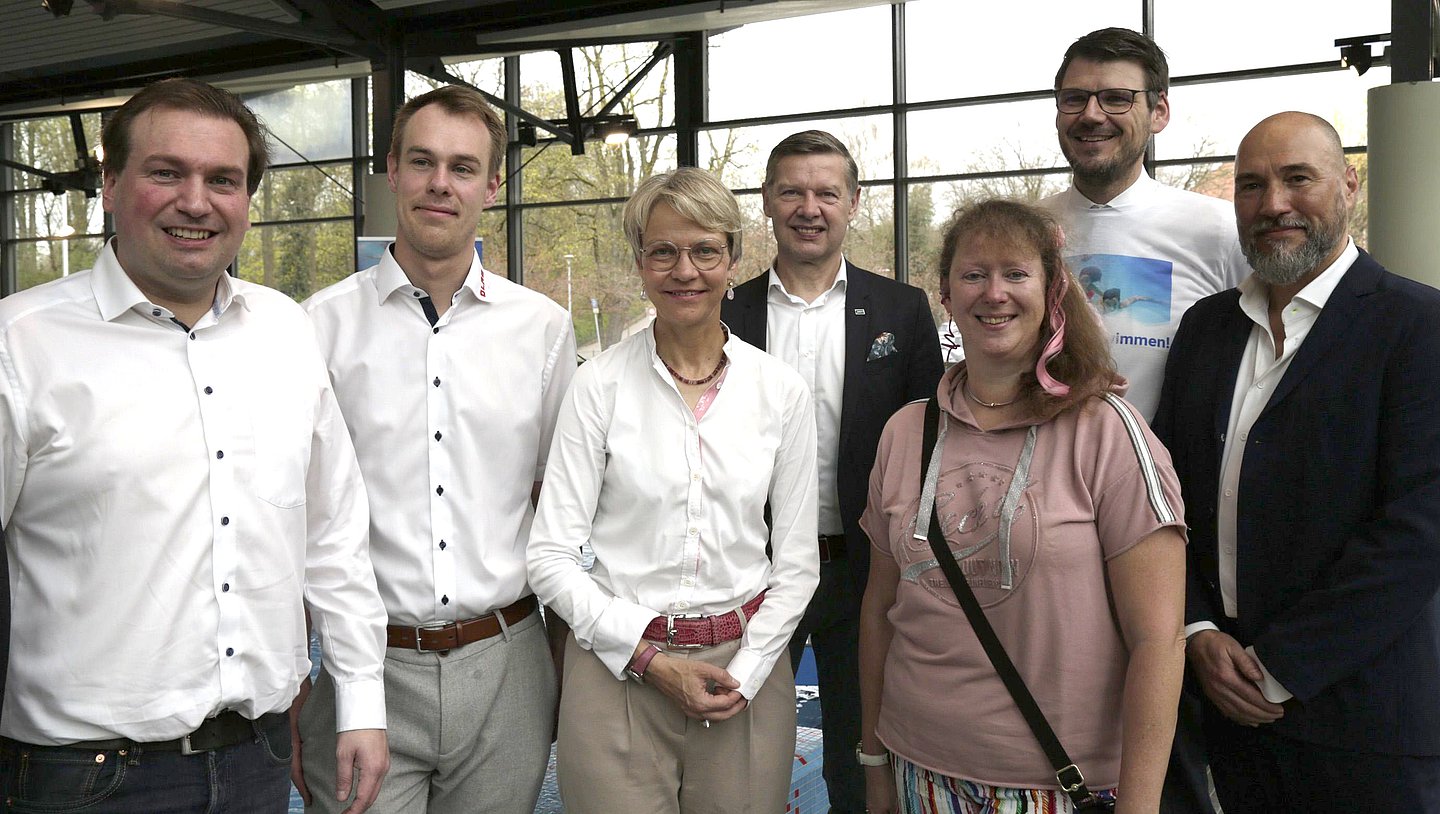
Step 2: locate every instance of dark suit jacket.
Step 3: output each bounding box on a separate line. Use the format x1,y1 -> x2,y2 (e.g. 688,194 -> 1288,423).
723,263 -> 942,597
1153,249 -> 1440,755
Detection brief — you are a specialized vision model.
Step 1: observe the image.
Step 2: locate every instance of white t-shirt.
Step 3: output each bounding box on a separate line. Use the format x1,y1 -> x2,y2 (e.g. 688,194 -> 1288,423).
1041,173 -> 1250,420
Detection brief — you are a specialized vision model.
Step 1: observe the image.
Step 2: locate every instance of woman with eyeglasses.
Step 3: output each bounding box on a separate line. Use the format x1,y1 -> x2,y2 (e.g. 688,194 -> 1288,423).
527,167 -> 820,813
858,199 -> 1186,814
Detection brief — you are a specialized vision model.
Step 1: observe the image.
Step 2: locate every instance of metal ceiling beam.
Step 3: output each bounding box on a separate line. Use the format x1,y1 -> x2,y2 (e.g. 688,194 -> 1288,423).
89,0 -> 377,59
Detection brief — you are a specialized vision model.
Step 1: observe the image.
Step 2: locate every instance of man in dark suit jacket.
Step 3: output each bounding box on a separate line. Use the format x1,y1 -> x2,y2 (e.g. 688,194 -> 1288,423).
1154,111 -> 1440,812
722,130 -> 941,814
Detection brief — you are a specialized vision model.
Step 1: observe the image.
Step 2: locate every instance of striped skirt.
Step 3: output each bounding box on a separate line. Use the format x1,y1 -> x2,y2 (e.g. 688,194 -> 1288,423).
894,755 -> 1118,814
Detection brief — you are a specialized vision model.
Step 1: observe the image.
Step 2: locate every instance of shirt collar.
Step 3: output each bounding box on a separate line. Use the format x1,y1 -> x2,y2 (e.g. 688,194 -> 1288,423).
1069,171 -> 1155,211
374,244 -> 491,306
91,238 -> 244,323
1237,238 -> 1358,322
765,256 -> 849,304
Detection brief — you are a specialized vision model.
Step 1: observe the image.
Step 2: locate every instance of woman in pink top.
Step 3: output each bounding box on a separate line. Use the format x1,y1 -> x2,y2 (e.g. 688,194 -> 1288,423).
857,200 -> 1186,814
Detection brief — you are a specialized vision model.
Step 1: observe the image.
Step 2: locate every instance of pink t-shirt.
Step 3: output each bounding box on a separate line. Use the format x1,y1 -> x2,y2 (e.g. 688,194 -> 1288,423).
860,365 -> 1185,789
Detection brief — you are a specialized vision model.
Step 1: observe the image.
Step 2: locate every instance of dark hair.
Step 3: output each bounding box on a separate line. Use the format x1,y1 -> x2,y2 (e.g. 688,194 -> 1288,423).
938,199 -> 1117,419
1055,27 -> 1169,108
390,85 -> 507,177
102,78 -> 270,195
763,130 -> 859,194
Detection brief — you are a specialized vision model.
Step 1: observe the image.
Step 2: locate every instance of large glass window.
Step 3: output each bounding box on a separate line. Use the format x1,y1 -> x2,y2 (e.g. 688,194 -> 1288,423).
707,5 -> 893,121
1157,2 -> 1390,75
905,0 -> 1139,102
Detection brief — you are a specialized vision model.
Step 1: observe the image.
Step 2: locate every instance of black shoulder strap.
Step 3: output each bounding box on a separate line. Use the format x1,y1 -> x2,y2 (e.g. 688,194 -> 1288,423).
920,398 -> 1102,808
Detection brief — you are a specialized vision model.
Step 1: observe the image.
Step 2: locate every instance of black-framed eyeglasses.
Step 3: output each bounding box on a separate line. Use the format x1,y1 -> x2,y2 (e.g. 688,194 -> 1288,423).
640,240 -> 729,271
1054,88 -> 1152,115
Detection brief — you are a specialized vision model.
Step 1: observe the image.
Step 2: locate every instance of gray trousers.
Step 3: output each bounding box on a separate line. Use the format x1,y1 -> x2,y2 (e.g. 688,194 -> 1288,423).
299,610 -> 556,814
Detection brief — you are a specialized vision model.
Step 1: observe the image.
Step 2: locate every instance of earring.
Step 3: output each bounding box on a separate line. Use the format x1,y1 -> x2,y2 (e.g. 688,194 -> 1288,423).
726,279 -> 736,300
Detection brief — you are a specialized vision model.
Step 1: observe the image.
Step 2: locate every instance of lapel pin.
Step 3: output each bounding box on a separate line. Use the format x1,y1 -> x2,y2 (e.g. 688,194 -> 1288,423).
853,308 -> 866,315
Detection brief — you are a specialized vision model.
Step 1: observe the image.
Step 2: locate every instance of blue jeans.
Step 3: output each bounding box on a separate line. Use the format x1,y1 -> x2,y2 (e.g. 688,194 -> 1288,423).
0,714 -> 292,813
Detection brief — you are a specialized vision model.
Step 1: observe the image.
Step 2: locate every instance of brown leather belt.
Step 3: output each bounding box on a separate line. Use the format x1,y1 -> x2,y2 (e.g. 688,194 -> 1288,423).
387,595 -> 538,652
37,710 -> 286,755
818,534 -> 846,562
641,591 -> 766,649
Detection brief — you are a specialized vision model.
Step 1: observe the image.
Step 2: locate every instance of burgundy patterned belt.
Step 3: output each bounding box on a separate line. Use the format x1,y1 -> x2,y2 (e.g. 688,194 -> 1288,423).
641,591 -> 767,649
386,595 -> 538,652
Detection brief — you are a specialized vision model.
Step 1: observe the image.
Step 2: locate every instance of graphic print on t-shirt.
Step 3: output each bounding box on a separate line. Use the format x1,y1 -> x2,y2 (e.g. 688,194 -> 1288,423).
1069,253 -> 1173,327
900,457 -> 1039,608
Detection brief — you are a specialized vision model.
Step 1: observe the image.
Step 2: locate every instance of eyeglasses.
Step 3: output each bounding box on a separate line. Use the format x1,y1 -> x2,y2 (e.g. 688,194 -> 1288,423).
640,240 -> 729,271
1054,88 -> 1152,115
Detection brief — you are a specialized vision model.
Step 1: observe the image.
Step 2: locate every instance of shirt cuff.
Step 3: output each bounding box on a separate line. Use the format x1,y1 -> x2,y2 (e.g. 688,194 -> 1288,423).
1244,645 -> 1294,704
725,648 -> 771,700
1183,620 -> 1220,639
594,601 -> 660,681
332,677 -> 387,732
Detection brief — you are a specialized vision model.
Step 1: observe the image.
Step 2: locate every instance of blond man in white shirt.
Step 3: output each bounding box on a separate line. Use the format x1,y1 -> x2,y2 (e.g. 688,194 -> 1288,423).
0,78 -> 388,814
299,85 -> 576,814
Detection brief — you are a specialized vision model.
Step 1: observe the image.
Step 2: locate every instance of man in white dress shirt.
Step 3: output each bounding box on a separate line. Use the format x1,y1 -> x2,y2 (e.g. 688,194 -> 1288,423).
0,78 -> 389,814
299,85 -> 576,814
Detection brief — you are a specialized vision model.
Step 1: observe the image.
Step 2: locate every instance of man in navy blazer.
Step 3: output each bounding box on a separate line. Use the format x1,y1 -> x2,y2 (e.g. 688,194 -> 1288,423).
1154,111 -> 1440,812
722,130 -> 941,814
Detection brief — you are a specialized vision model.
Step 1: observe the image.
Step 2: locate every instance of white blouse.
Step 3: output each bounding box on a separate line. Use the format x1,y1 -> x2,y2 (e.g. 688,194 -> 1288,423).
527,325 -> 819,699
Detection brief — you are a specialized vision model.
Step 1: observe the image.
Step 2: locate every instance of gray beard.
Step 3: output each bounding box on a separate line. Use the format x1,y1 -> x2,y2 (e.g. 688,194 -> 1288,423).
1243,216 -> 1344,287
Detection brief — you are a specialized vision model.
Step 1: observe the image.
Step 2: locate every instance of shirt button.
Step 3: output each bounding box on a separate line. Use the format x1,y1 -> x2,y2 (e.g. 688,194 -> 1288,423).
681,577 -> 694,586
225,647 -> 234,657
221,516 -> 230,526
439,540 -> 447,550
216,450 -> 224,459
688,527 -> 697,535
222,583 -> 230,592
204,386 -> 213,395
434,377 -> 441,387
676,601 -> 690,610
436,485 -> 444,496
435,431 -> 442,441
1224,489 -> 1233,498
189,333 -> 196,340
433,327 -> 440,334
413,291 -> 422,298
1257,383 -> 1265,390
152,308 -> 162,317
691,473 -> 700,482
441,595 -> 449,605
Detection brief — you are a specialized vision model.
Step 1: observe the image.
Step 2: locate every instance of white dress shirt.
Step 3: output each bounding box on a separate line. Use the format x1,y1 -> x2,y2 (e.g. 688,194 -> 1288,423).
765,260 -> 846,535
527,325 -> 820,699
0,241 -> 386,745
1185,239 -> 1359,702
304,248 -> 576,625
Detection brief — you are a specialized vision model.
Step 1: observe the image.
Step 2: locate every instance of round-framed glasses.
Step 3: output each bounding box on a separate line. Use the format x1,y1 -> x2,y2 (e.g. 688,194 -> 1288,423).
1054,88 -> 1151,115
641,240 -> 729,272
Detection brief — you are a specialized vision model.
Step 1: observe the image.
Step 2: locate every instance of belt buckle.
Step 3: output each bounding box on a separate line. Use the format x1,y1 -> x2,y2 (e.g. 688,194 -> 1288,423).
414,621 -> 451,653
665,613 -> 705,649
179,734 -> 198,756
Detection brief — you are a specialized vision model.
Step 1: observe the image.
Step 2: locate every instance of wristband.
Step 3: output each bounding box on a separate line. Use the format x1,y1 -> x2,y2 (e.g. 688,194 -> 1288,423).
625,644 -> 661,683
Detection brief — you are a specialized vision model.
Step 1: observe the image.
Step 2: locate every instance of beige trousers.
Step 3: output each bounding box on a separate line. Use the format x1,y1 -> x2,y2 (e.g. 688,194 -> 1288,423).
556,633 -> 796,814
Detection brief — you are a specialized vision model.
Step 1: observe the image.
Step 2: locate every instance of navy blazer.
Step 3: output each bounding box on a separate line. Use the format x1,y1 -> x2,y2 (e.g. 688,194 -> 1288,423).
1153,249 -> 1440,755
722,263 -> 942,597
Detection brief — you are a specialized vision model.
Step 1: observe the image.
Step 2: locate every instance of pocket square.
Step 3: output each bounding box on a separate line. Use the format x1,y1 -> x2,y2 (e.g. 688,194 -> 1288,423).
868,331 -> 898,361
